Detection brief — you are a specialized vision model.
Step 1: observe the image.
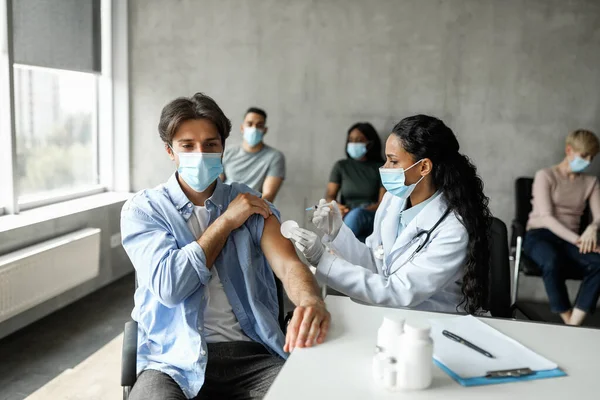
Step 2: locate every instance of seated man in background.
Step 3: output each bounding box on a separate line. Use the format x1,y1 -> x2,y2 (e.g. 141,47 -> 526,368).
121,93 -> 329,400
525,129 -> 600,326
222,107 -> 286,202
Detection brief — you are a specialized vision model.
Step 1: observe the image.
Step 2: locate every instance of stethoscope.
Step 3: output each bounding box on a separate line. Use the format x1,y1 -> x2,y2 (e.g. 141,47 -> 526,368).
378,208 -> 452,277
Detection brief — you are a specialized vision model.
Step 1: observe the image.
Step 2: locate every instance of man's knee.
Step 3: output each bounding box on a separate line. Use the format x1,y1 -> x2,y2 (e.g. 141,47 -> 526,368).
129,370 -> 186,400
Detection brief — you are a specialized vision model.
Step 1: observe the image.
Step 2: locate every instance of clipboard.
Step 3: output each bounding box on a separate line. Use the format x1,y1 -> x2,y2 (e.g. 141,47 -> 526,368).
429,316 -> 567,387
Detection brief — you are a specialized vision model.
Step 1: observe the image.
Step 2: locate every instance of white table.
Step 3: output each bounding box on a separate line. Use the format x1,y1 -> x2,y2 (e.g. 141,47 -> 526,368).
266,296 -> 600,399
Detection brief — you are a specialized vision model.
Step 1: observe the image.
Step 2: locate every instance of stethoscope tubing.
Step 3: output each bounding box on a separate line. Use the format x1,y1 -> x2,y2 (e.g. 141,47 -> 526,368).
382,208 -> 452,277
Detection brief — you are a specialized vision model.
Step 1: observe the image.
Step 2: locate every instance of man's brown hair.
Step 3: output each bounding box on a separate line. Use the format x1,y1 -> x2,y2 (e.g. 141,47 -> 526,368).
158,93 -> 232,145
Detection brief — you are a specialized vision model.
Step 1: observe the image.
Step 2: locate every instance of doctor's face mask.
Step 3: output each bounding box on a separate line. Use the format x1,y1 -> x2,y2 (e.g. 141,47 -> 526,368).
380,136 -> 425,199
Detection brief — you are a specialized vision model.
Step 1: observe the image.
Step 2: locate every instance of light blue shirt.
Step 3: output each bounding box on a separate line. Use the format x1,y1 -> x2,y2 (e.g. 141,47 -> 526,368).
398,192 -> 441,232
120,174 -> 285,399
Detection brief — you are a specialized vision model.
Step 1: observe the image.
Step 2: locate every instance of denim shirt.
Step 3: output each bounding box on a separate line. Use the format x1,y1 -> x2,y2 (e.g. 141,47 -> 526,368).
120,174 -> 286,399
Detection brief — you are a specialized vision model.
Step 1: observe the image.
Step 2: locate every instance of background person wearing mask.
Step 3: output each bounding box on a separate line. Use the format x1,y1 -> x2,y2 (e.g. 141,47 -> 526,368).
291,115 -> 492,314
325,122 -> 385,242
222,107 -> 286,203
525,129 -> 600,326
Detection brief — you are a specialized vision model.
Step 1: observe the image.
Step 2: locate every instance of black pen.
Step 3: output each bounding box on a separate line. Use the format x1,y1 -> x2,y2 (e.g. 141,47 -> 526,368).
442,330 -> 495,359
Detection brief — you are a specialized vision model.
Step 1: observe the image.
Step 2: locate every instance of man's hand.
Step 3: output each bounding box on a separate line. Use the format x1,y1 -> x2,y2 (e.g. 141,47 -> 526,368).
284,298 -> 330,353
222,193 -> 272,230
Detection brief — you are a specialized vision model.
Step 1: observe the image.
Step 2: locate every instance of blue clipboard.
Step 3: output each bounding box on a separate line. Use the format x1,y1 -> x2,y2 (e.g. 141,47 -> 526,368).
434,359 -> 567,386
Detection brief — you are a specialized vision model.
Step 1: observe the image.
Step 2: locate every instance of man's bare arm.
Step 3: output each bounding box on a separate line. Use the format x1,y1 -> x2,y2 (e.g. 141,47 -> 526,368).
261,216 -> 330,352
262,176 -> 284,203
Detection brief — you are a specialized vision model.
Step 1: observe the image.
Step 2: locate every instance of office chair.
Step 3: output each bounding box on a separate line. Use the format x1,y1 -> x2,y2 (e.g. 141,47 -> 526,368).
488,217 -> 512,318
121,275 -> 292,400
511,177 -> 587,317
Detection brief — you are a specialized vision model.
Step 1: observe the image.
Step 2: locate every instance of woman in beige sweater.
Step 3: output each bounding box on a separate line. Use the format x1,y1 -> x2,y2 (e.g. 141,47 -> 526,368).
525,129 -> 600,326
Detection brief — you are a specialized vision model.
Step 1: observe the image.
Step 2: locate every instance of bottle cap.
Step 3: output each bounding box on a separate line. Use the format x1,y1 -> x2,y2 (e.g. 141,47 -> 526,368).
381,316 -> 404,333
404,321 -> 431,339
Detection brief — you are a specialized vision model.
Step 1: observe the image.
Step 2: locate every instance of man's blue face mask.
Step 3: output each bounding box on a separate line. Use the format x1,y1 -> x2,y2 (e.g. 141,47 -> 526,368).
171,147 -> 223,192
243,127 -> 264,147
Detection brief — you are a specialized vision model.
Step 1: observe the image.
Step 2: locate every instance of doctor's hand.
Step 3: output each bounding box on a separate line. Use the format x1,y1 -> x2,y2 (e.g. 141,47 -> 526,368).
578,225 -> 597,254
290,227 -> 325,266
312,199 -> 343,239
284,298 -> 330,353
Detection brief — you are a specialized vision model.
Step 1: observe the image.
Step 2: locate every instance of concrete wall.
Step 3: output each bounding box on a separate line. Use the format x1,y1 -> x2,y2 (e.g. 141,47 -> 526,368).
0,200 -> 132,338
129,0 -> 600,227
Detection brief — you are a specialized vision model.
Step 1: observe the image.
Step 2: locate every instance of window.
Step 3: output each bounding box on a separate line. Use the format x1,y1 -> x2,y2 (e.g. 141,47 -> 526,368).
0,0 -> 129,216
14,65 -> 99,201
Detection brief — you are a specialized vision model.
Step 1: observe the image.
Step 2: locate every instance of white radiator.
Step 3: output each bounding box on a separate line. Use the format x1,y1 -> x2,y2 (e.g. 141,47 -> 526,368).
0,228 -> 101,324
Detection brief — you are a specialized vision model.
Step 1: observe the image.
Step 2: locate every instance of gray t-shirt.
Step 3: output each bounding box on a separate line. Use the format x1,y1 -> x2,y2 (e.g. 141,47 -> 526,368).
223,144 -> 286,192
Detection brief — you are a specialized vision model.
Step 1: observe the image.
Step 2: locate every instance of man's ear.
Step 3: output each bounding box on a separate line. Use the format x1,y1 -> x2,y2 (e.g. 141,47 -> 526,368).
241,123 -> 245,134
166,143 -> 175,161
263,127 -> 268,135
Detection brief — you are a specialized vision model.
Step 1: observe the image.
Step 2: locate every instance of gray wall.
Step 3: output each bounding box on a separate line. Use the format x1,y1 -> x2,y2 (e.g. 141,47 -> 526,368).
0,202 -> 131,338
130,0 -> 600,227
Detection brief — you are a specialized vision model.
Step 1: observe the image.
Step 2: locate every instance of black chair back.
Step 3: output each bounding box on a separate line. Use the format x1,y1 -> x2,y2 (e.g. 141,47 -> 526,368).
489,217 -> 512,318
515,178 -> 535,229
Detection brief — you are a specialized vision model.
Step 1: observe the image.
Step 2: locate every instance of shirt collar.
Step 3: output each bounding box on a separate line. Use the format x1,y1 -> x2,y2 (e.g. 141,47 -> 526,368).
400,191 -> 440,228
165,173 -> 227,211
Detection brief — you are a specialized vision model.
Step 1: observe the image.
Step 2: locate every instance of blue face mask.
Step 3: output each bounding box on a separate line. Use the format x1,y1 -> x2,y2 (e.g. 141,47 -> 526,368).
172,148 -> 223,192
347,143 -> 368,160
243,127 -> 264,147
380,159 -> 424,199
570,156 -> 590,173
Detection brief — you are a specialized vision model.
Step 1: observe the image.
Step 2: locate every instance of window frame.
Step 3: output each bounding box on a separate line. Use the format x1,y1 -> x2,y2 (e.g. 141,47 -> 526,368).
0,0 -> 129,216
0,0 -> 18,214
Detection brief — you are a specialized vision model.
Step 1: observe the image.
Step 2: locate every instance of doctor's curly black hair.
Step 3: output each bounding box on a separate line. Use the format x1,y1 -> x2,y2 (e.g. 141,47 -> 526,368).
392,115 -> 491,314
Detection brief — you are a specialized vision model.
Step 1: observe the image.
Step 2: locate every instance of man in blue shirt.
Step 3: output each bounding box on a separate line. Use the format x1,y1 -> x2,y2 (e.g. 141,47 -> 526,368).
121,93 -> 330,400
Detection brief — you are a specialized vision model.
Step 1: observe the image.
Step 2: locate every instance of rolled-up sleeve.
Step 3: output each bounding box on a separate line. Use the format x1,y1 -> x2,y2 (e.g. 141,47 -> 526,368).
121,204 -> 212,308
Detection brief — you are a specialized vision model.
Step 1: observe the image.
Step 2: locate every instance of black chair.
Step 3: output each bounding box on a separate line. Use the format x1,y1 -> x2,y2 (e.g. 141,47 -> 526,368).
488,217 -> 512,318
121,275 -> 292,399
121,320 -> 138,399
511,177 -> 587,309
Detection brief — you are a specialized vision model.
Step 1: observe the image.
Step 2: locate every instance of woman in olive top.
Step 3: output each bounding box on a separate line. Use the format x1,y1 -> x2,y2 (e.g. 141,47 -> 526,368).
326,122 -> 385,242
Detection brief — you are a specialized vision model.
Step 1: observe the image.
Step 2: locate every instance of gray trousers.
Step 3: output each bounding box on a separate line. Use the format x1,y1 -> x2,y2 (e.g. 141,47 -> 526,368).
129,341 -> 285,400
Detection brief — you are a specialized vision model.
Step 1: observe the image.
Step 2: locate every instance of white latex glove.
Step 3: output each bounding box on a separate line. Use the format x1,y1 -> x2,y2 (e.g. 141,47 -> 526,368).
290,227 -> 325,266
312,199 -> 343,239
578,225 -> 598,254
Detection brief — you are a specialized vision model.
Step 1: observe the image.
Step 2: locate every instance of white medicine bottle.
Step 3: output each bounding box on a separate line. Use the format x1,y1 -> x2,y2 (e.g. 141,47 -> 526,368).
377,316 -> 404,354
396,322 -> 433,390
373,316 -> 404,383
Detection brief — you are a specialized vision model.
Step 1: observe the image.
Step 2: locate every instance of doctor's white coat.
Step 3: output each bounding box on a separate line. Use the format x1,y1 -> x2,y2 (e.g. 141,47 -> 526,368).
315,192 -> 469,313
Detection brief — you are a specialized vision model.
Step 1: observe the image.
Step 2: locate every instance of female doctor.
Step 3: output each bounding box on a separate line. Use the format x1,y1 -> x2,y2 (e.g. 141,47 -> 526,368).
291,115 -> 492,314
